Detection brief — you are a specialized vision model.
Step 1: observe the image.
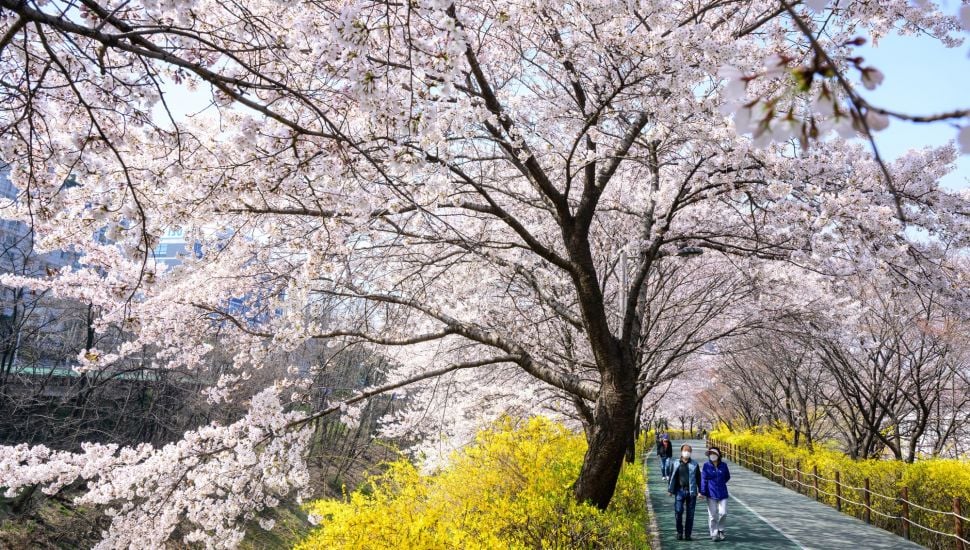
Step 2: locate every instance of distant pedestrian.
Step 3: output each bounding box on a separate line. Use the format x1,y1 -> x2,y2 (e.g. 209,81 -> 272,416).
700,446 -> 731,542
657,434 -> 673,480
668,443 -> 701,541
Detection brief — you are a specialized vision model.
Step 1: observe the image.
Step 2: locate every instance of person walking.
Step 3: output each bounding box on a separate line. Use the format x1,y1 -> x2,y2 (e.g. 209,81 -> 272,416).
700,446 -> 731,542
657,434 -> 674,480
667,443 -> 701,541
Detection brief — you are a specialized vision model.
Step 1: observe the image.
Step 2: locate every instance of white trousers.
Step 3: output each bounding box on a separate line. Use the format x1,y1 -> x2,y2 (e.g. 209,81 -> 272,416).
707,497 -> 728,537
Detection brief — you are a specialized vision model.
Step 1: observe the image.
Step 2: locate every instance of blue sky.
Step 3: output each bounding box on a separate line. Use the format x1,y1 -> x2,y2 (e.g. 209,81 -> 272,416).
858,32 -> 970,191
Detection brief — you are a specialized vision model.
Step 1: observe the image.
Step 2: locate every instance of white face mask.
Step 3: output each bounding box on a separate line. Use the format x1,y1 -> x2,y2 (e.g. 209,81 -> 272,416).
709,455 -> 719,462
681,451 -> 691,459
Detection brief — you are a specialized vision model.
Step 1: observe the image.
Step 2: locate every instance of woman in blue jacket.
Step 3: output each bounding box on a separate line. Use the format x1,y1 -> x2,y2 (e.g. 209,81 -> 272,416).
700,446 -> 731,542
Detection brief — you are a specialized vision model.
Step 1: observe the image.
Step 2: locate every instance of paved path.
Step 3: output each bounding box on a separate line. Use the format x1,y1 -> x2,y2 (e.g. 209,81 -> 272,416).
645,440 -> 923,549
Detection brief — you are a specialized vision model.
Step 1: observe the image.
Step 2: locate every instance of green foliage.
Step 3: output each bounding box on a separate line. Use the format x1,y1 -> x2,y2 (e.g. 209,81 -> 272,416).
711,427 -> 970,549
0,493 -> 105,549
295,417 -> 649,549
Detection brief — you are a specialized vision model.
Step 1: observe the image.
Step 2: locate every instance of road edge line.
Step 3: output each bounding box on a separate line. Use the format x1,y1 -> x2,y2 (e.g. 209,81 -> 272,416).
730,492 -> 810,549
642,451 -> 663,549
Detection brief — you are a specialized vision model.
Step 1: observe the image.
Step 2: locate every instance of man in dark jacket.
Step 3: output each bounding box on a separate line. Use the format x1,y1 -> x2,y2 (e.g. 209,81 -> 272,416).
700,446 -> 731,541
667,443 -> 701,540
657,434 -> 673,480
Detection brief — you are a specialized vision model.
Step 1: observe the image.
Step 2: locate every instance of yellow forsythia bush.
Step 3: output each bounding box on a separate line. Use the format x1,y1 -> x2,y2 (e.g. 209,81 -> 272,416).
710,427 -> 970,549
295,417 -> 649,549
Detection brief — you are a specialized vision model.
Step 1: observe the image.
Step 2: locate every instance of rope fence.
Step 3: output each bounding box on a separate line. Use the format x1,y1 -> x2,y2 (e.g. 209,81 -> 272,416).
708,437 -> 969,550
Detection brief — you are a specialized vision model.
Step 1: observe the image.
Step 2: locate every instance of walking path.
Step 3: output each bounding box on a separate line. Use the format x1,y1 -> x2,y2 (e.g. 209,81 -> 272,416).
645,439 -> 923,549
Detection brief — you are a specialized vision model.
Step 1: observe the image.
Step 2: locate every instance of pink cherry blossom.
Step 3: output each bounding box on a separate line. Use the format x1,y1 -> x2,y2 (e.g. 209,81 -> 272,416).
0,1 -> 966,547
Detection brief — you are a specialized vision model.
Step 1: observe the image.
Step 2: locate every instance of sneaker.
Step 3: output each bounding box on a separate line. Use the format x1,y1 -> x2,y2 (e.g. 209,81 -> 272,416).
718,531 -> 726,541
676,533 -> 683,540
685,535 -> 692,541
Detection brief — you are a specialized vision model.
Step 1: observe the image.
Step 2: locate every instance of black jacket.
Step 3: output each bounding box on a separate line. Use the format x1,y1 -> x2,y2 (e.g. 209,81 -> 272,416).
657,440 -> 673,458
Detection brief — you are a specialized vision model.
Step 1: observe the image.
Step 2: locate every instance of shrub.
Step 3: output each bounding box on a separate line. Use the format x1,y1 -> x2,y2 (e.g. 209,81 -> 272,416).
295,417 -> 649,549
710,427 -> 970,549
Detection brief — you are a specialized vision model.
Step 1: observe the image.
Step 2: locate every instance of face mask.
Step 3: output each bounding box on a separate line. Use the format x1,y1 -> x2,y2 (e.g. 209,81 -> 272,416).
709,455 -> 719,462
681,451 -> 691,459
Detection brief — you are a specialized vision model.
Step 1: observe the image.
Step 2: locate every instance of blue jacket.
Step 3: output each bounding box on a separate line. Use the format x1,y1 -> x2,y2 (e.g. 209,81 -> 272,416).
667,459 -> 700,495
700,460 -> 731,500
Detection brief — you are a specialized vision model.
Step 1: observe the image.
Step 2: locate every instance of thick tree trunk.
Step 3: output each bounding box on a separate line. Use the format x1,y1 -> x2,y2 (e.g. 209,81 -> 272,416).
573,373 -> 638,509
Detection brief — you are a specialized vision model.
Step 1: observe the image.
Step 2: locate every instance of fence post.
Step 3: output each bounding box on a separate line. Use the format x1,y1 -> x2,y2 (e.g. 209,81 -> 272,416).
901,486 -> 910,540
796,460 -> 802,495
768,451 -> 774,481
781,457 -> 786,488
955,497 -> 965,550
863,478 -> 871,524
813,465 -> 819,501
835,471 -> 842,512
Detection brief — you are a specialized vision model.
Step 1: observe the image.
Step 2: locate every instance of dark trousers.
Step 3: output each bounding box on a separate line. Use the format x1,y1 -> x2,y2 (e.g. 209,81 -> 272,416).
674,489 -> 697,536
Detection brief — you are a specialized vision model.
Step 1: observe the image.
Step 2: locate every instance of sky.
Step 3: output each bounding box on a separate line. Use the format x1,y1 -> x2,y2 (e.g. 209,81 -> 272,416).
858,32 -> 970,191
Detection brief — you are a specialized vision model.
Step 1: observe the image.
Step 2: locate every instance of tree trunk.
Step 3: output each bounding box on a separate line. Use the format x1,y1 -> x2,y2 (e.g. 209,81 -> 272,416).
624,402 -> 642,464
573,372 -> 638,509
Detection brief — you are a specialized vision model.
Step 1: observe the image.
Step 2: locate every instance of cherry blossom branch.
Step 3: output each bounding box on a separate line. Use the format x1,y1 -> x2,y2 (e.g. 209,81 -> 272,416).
323,288 -> 599,400
0,15 -> 25,54
863,106 -> 970,124
0,0 -> 342,139
446,6 -> 570,222
777,0 -> 908,222
286,355 -> 522,429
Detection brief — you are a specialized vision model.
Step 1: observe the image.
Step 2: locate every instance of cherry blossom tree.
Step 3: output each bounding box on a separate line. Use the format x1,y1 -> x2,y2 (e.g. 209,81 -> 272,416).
1,0 -> 970,546
812,269 -> 970,461
707,248 -> 970,460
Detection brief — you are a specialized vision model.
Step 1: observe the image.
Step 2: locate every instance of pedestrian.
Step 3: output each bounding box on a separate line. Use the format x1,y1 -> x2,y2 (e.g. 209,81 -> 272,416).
657,433 -> 673,480
700,446 -> 731,542
667,443 -> 701,541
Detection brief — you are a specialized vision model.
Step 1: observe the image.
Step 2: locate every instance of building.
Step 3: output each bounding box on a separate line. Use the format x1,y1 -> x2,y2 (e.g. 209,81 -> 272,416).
154,228 -> 192,268
0,170 -> 82,314
0,168 -> 93,379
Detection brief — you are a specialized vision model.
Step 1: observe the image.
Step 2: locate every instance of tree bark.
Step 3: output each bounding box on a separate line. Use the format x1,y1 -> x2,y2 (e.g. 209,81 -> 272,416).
624,401 -> 642,464
573,369 -> 638,509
